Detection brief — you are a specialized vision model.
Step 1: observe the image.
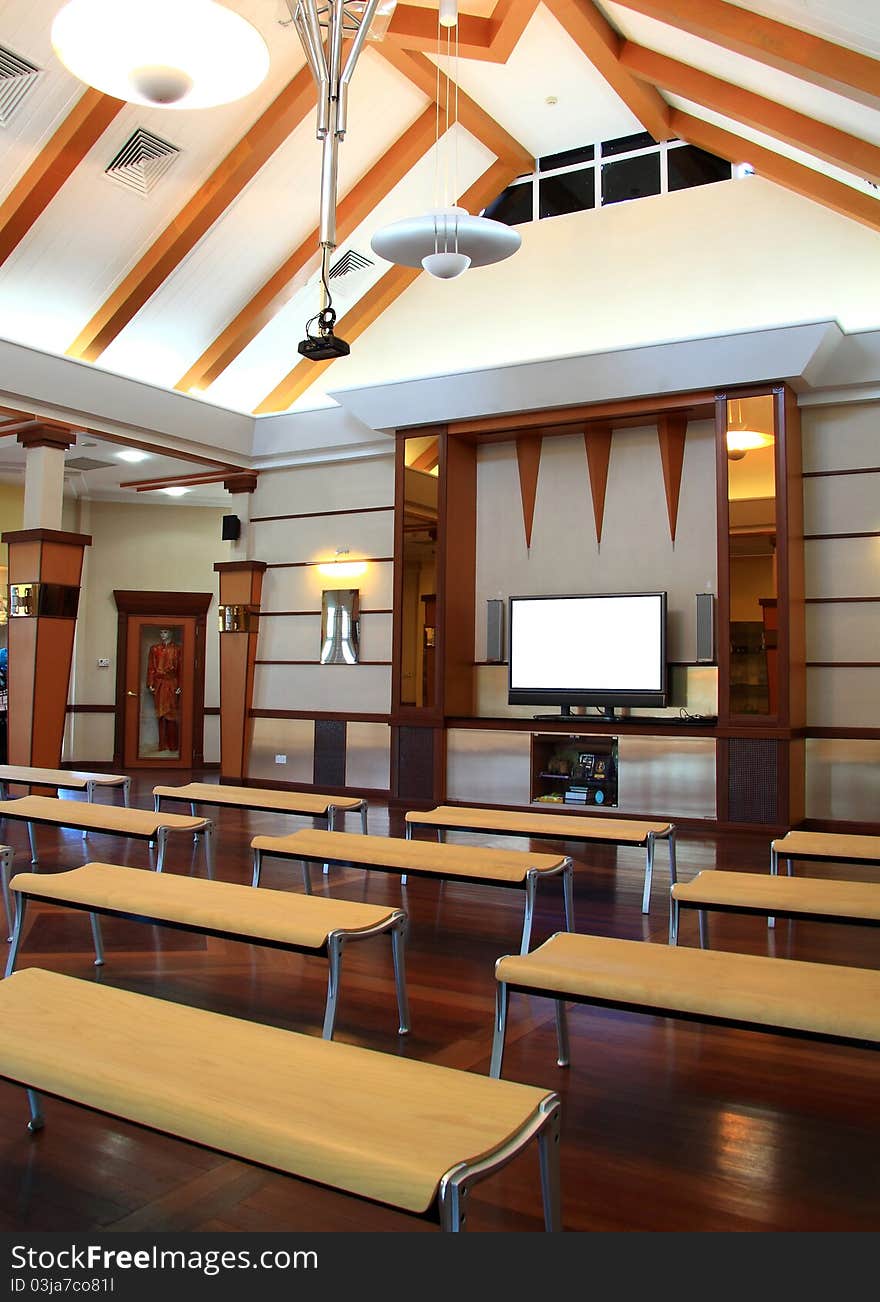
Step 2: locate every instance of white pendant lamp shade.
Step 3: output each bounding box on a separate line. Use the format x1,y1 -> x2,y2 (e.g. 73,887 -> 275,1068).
371,207 -> 521,278
51,0 -> 270,109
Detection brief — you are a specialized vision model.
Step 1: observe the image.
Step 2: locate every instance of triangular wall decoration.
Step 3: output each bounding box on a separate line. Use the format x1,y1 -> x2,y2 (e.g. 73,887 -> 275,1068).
657,414 -> 688,543
583,425 -> 612,544
515,434 -> 542,549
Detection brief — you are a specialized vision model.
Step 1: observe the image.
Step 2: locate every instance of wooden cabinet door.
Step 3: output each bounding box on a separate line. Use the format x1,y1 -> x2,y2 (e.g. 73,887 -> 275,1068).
123,616 -> 196,768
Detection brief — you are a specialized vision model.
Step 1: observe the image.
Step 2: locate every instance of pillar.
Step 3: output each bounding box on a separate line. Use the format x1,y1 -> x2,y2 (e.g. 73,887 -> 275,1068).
215,470 -> 263,783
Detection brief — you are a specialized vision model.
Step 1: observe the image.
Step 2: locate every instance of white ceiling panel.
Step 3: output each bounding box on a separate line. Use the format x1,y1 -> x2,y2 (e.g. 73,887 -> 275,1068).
439,3 -> 642,160
206,124 -> 496,412
729,0 -> 880,60
96,50 -> 429,390
603,2 -> 880,148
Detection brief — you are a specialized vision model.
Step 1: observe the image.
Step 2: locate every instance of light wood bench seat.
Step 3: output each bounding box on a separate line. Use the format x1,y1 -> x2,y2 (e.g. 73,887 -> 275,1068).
0,968 -> 561,1231
670,870 -> 880,948
154,782 -> 368,833
252,829 -> 574,954
0,766 -> 130,805
490,931 -> 880,1078
771,831 -> 880,876
405,805 -> 676,915
7,863 -> 409,1040
0,796 -> 214,877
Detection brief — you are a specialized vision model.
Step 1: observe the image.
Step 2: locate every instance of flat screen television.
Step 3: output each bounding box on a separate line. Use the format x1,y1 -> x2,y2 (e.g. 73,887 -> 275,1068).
508,592 -> 667,719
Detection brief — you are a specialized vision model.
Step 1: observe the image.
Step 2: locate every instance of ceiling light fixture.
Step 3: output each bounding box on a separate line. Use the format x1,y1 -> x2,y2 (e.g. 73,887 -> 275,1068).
370,0 -> 520,280
161,486 -> 191,496
116,448 -> 150,463
726,399 -> 774,461
287,0 -> 389,361
50,0 -> 270,109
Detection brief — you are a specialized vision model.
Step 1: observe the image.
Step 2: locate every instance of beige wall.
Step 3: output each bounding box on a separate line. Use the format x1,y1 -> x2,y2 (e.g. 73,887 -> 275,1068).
65,498 -> 224,764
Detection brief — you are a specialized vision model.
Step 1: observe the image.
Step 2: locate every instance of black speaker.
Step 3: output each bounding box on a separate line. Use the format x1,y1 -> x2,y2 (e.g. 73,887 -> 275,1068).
222,514 -> 241,541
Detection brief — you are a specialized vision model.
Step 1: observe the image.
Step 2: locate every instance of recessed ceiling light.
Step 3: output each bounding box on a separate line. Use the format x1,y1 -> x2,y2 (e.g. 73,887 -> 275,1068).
116,449 -> 150,463
161,486 -> 191,497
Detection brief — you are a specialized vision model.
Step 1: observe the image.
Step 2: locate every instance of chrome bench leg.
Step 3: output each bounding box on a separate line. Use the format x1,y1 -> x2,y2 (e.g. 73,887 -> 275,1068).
27,821 -> 37,866
698,909 -> 709,949
251,847 -> 262,889
1,847 -> 13,943
562,858 -> 574,933
89,912 -> 105,966
555,998 -> 570,1068
521,872 -> 538,954
5,894 -> 28,977
641,832 -> 655,915
301,860 -> 313,895
391,915 -> 410,1035
155,827 -> 168,873
360,800 -> 368,835
669,894 -> 680,945
26,1090 -> 44,1134
537,1097 -> 562,1232
123,778 -> 131,809
322,933 -> 345,1040
202,819 -> 215,879
768,845 -> 777,929
489,980 -> 509,1079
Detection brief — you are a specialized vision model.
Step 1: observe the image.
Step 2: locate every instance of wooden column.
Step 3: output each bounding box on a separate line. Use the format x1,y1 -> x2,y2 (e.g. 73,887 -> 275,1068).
2,528 -> 91,768
214,560 -> 266,783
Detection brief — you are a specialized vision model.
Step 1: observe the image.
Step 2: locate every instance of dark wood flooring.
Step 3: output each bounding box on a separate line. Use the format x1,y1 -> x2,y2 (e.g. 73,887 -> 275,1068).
1,772 -> 877,1233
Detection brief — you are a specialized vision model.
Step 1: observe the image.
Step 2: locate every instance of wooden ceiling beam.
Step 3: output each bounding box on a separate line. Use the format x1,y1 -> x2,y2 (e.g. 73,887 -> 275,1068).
0,89 -> 123,268
541,0 -> 672,141
66,66 -> 318,363
253,159 -> 518,413
176,106 -> 439,393
385,7 -> 495,59
489,0 -> 543,63
672,110 -> 880,234
621,42 -> 880,184
121,469 -> 238,490
612,0 -> 880,109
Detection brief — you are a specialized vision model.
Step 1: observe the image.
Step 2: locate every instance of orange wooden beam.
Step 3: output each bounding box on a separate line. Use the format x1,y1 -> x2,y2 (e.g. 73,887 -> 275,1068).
377,46 -> 533,171
621,43 -> 880,185
541,0 -> 672,142
411,442 -> 440,472
253,159 -> 517,414
489,0 -> 542,63
176,107 -> 438,393
657,414 -> 687,543
0,89 -> 123,268
672,110 -> 880,234
583,425 -> 612,545
612,0 -> 880,108
121,469 -> 236,490
516,434 -> 542,548
66,66 -> 318,363
385,7 -> 496,59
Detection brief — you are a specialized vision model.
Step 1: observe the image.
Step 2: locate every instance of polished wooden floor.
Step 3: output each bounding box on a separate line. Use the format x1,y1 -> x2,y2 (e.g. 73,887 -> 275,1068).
1,772 -> 877,1233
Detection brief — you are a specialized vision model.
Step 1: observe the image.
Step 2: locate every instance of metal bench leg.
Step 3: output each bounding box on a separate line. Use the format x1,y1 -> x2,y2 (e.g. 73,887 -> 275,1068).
155,827 -> 168,873
322,933 -> 346,1039
555,999 -> 570,1068
27,822 -> 38,865
437,1178 -> 468,1232
437,828 -> 445,843
489,980 -> 509,1079
401,873 -> 408,886
391,916 -> 410,1034
669,894 -> 680,945
202,820 -> 215,879
668,827 -> 678,885
641,832 -> 655,915
698,910 -> 709,949
405,822 -> 412,840
251,848 -> 262,889
26,1090 -> 44,1134
153,794 -> 161,813
123,778 -> 131,808
301,860 -> 313,895
5,895 -> 28,977
360,801 -> 368,835
537,1098 -> 562,1232
1,848 -> 13,943
84,781 -> 96,841
768,845 -> 777,929
89,912 -> 105,966
191,802 -> 200,843
521,873 -> 538,954
323,806 -> 335,874
562,858 -> 575,933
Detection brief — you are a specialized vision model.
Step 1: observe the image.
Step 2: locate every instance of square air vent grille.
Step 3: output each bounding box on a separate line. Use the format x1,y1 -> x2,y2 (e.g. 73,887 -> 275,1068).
329,248 -> 373,279
65,457 -> 116,471
105,128 -> 180,197
0,45 -> 41,126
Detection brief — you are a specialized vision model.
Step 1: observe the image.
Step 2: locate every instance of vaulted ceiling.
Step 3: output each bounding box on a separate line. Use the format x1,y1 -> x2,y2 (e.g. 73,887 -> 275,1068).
0,0 -> 878,428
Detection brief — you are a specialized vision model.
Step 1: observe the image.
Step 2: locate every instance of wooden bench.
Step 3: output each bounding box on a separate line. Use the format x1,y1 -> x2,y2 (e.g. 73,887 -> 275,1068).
7,862 -> 409,1040
771,831 -> 880,878
252,829 -> 574,954
154,782 -> 368,833
0,796 -> 214,877
489,932 -> 880,1078
0,765 -> 131,805
0,967 -> 561,1231
670,870 -> 880,948
405,805 -> 676,915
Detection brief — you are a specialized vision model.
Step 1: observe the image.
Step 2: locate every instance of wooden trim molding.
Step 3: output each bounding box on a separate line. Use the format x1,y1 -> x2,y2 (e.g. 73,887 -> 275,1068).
804,596 -> 880,604
112,591 -> 213,616
265,556 -> 394,569
657,414 -> 687,543
802,467 -> 880,478
806,727 -> 880,739
806,662 -> 880,669
251,506 -> 395,523
2,529 -> 93,547
250,709 -> 391,722
214,561 -> 268,574
255,660 -> 392,666
515,435 -> 542,549
584,425 -> 612,545
804,532 -> 880,541
65,704 -> 115,714
259,608 -> 393,617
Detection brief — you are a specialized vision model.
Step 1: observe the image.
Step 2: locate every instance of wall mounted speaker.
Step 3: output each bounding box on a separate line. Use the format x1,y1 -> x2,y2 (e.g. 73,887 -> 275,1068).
695,593 -> 715,663
486,598 -> 505,663
222,514 -> 241,541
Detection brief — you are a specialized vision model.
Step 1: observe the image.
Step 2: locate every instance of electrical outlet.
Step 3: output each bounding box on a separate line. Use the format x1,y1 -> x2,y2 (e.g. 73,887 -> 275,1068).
96,658 -> 110,668
275,754 -> 287,764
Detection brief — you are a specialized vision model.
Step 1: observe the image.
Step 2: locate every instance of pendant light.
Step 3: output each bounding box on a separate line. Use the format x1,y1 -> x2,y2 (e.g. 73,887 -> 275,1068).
51,0 -> 270,109
726,399 -> 775,461
370,0 -> 521,279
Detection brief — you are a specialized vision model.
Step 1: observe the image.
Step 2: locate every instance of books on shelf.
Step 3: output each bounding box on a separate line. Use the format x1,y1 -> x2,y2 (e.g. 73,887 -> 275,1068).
564,791 -> 589,804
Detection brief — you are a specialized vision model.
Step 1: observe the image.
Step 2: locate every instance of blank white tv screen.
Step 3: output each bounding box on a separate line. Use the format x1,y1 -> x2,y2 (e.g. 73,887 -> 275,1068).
510,595 -> 665,693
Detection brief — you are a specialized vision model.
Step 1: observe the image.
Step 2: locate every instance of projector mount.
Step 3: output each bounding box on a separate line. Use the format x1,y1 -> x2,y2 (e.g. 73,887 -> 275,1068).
287,0 -> 383,360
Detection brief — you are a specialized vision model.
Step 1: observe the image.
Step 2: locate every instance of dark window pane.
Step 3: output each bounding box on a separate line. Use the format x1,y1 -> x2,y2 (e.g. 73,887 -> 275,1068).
601,131 -> 656,157
482,182 -> 532,225
668,144 -> 732,190
539,169 -> 596,218
538,144 -> 595,171
601,153 -> 660,205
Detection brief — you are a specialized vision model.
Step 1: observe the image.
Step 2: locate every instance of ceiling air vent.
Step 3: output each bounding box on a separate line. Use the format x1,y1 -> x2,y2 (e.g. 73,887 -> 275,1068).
65,457 -> 116,471
105,128 -> 180,197
329,248 -> 373,279
0,45 -> 41,126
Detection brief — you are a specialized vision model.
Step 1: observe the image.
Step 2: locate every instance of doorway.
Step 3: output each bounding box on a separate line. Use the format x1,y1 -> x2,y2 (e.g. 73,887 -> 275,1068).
113,592 -> 212,769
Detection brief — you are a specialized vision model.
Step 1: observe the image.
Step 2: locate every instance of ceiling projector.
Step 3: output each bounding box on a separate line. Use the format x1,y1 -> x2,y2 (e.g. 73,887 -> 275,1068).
298,306 -> 350,361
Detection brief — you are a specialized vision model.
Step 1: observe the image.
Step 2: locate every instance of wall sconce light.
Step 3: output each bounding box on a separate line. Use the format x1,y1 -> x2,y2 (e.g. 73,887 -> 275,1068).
317,548 -> 368,580
726,399 -> 774,461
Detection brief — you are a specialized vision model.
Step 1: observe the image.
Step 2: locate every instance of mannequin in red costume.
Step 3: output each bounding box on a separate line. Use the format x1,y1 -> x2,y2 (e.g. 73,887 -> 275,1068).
146,628 -> 181,752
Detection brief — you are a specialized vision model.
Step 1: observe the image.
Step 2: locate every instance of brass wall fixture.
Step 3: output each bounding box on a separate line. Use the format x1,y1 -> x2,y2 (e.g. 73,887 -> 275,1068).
218,604 -> 255,633
9,583 -> 80,618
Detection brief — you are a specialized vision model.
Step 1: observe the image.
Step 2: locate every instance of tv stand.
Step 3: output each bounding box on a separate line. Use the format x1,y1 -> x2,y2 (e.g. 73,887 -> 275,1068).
532,706 -> 618,721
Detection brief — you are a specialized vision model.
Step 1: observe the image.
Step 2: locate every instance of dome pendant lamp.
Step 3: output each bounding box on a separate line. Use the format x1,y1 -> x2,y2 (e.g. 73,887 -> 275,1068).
370,0 -> 520,280
50,0 -> 270,109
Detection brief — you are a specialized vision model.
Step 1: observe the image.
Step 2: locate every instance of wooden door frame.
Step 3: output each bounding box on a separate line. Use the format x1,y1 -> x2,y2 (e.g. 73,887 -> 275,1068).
113,591 -> 213,769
